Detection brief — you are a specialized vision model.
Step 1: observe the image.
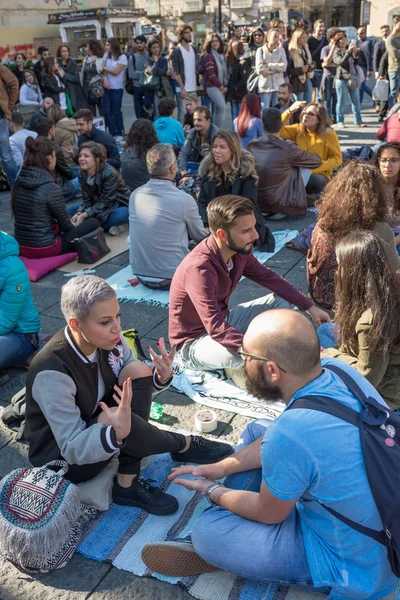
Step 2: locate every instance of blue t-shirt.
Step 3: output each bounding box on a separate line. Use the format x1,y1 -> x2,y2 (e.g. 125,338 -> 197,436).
233,116 -> 263,149
261,358 -> 396,600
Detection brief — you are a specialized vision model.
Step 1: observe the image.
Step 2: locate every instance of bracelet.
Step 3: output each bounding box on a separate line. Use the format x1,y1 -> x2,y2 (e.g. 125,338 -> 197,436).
203,482 -> 224,506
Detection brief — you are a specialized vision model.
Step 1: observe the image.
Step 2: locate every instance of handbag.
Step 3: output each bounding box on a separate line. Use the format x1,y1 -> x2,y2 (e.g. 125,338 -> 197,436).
139,71 -> 161,92
372,79 -> 389,102
73,227 -> 111,264
246,69 -> 259,93
125,76 -> 134,95
88,74 -> 105,101
65,92 -> 74,117
0,460 -> 96,574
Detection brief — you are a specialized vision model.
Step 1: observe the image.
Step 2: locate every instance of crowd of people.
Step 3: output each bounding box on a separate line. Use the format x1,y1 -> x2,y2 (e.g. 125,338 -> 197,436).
1,14 -> 400,600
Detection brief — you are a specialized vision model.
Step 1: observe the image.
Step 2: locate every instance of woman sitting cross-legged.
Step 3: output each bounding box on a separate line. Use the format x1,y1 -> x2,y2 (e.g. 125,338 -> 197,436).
13,136 -> 100,259
280,101 -> 342,199
318,230 -> 400,410
69,141 -> 130,236
372,142 -> 400,254
121,119 -> 158,192
0,231 -> 40,370
307,161 -> 400,310
197,130 -> 274,251
233,93 -> 263,149
25,275 -> 233,513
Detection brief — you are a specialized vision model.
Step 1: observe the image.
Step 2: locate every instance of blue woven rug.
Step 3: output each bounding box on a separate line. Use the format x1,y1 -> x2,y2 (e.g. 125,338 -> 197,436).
78,453 -> 328,600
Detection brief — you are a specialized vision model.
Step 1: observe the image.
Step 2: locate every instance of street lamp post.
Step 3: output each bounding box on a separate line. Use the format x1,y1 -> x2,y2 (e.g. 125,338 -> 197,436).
218,0 -> 222,33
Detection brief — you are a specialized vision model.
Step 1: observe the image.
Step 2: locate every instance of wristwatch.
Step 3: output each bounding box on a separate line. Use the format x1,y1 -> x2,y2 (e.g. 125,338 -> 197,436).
203,482 -> 224,506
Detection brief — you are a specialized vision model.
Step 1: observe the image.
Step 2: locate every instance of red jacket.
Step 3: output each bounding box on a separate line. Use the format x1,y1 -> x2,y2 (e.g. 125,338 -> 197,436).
376,114 -> 400,142
168,235 -> 313,352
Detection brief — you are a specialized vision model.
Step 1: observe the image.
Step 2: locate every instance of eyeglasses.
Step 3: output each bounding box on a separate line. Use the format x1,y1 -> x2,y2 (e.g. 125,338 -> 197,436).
237,347 -> 288,373
379,158 -> 400,165
254,33 -> 264,37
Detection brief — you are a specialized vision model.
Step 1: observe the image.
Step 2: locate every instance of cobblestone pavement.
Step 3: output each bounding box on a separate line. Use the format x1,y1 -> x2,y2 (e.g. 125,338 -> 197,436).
0,96 -> 380,600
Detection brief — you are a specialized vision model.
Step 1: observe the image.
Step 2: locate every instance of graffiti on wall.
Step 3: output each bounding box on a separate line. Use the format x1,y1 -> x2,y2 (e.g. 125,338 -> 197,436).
0,44 -> 35,61
39,0 -> 86,9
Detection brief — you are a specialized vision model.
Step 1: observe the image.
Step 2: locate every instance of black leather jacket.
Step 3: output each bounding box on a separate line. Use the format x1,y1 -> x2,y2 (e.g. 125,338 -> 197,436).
13,167 -> 74,248
78,162 -> 130,224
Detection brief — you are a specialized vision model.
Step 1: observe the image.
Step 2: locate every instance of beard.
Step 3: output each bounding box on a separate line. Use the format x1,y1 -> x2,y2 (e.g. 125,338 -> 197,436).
245,361 -> 282,402
226,232 -> 254,255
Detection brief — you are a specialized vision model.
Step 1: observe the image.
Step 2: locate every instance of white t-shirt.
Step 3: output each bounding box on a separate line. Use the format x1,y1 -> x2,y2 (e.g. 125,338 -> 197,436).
103,53 -> 128,90
177,44 -> 196,93
55,74 -> 67,110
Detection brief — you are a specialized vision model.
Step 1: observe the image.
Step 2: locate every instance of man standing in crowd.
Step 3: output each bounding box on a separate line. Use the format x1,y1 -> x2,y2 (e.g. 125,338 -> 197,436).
33,46 -> 49,90
249,108 -> 321,217
177,106 -> 219,175
128,35 -> 149,120
320,27 -> 341,123
357,26 -> 374,105
171,25 -> 199,124
374,24 -> 391,77
247,27 -> 265,67
143,309 -> 397,600
274,83 -> 300,123
129,144 -> 205,290
307,19 -> 328,101
29,96 -> 54,129
0,64 -> 19,189
9,111 -> 37,168
386,15 -> 400,110
168,195 -> 329,381
71,109 -> 121,169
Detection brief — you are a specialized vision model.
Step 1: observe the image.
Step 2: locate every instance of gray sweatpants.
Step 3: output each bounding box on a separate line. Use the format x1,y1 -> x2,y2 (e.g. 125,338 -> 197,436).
179,293 -> 291,371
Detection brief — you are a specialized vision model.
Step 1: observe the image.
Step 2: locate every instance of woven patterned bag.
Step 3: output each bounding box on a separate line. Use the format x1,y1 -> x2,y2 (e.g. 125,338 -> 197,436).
0,460 -> 96,574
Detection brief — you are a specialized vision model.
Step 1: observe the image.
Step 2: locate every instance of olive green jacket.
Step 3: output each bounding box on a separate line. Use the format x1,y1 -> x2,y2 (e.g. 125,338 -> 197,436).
322,308 -> 400,409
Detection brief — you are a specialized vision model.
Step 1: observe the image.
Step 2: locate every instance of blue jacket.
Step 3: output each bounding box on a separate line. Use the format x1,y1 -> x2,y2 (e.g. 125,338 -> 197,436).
0,232 -> 40,336
154,117 -> 185,147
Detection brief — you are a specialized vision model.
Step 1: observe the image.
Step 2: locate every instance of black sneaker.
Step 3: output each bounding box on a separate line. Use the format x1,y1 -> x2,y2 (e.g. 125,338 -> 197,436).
112,476 -> 178,515
171,435 -> 234,464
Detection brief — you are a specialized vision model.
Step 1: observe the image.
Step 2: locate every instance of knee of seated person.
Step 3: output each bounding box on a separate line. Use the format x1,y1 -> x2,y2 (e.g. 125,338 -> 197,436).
240,419 -> 273,445
119,360 -> 152,383
192,508 -> 223,561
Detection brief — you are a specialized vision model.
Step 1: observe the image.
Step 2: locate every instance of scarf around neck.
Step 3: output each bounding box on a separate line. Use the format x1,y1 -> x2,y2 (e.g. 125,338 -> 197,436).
211,48 -> 228,86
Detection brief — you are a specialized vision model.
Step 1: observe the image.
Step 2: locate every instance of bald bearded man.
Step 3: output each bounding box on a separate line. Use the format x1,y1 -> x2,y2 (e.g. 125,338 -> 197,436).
143,309 -> 397,600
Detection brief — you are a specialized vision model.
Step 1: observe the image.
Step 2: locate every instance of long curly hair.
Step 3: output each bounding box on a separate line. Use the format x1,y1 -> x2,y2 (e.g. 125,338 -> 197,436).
207,130 -> 258,186
126,119 -> 159,160
371,141 -> 400,213
334,230 -> 400,354
316,161 -> 388,237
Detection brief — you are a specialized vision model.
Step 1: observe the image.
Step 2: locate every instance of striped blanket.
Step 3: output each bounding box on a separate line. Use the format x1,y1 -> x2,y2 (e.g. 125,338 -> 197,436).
78,453 -> 328,600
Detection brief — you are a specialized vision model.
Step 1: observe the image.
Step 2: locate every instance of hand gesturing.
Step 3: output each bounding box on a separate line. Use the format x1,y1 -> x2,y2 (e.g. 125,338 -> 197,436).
99,377 -> 132,442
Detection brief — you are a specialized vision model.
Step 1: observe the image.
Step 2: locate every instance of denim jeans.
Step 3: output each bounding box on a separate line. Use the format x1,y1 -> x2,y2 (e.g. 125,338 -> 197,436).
0,118 -> 18,188
205,87 -> 226,128
313,69 -> 323,102
103,88 -> 124,136
388,71 -> 400,110
359,67 -> 372,105
63,177 -> 81,203
317,322 -> 336,349
231,101 -> 240,122
335,79 -> 362,125
133,85 -> 146,120
259,91 -> 278,110
306,174 -> 329,195
179,293 -> 291,371
297,79 -> 313,103
191,420 -> 331,593
324,74 -> 337,120
0,331 -> 38,369
68,204 -> 128,232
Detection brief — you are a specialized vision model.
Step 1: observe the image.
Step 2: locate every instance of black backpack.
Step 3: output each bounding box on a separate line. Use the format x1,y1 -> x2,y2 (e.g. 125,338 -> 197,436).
288,363 -> 400,577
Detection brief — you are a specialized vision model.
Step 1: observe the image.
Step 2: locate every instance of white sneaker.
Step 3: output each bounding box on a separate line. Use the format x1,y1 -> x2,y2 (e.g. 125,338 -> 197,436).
115,135 -> 124,143
333,122 -> 345,129
108,224 -> 128,236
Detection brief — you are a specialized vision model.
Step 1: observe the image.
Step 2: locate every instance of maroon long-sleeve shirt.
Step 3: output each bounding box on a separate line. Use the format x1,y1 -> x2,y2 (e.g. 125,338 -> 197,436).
169,235 -> 313,352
